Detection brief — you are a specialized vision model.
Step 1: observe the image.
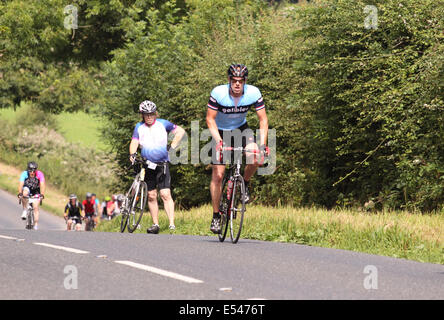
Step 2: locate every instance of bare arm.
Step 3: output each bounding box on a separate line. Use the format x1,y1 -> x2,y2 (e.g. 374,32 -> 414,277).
18,181 -> 24,195
170,125 -> 186,149
256,108 -> 268,146
129,138 -> 139,155
206,108 -> 222,143
40,180 -> 46,197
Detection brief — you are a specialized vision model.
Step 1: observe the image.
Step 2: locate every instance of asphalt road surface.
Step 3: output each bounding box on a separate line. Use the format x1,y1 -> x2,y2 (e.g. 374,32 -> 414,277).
1,188 -> 443,300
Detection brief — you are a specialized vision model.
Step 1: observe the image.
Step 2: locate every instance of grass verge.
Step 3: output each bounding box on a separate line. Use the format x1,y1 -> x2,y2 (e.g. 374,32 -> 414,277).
96,204 -> 444,265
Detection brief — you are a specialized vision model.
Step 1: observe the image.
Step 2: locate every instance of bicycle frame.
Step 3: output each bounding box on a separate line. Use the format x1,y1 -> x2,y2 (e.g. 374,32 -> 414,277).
22,194 -> 41,230
218,146 -> 262,243
120,157 -> 149,233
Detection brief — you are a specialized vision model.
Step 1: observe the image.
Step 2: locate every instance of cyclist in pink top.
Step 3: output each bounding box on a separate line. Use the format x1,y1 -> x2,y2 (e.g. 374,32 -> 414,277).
18,161 -> 46,230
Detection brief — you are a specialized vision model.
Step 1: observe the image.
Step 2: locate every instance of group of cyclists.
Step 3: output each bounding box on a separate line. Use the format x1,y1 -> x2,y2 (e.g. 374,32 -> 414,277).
18,64 -> 270,235
63,192 -> 124,231
17,163 -> 123,231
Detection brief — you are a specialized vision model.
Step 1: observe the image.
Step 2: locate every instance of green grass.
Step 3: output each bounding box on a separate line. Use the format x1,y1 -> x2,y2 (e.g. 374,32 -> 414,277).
96,204 -> 444,265
56,111 -> 108,150
0,108 -> 15,121
0,106 -> 108,150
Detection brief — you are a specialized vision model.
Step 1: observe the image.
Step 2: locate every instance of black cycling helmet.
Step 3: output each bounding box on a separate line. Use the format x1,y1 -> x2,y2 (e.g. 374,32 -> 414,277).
27,161 -> 38,171
227,64 -> 248,79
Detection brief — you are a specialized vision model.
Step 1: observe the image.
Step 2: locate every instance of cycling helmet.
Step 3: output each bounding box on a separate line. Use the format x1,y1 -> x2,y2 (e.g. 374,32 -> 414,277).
227,64 -> 248,78
69,194 -> 77,200
86,192 -> 92,198
116,194 -> 124,202
105,196 -> 111,201
139,100 -> 157,114
27,161 -> 38,171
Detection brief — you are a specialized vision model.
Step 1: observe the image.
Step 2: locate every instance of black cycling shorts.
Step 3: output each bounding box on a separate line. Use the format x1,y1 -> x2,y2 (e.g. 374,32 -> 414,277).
211,123 -> 256,165
68,216 -> 82,224
144,162 -> 171,191
23,186 -> 40,197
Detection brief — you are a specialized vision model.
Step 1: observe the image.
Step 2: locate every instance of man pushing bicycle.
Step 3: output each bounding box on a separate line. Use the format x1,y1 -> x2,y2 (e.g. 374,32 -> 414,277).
129,100 -> 185,234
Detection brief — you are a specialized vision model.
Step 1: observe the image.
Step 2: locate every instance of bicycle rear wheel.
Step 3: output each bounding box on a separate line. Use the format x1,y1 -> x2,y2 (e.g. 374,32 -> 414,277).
229,177 -> 246,244
127,181 -> 147,233
120,182 -> 136,232
120,211 -> 129,233
218,176 -> 230,242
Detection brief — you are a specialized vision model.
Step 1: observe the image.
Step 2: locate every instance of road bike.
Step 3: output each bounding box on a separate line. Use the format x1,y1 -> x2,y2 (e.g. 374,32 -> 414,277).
65,216 -> 81,231
120,156 -> 148,233
84,215 -> 96,231
19,194 -> 42,230
218,146 -> 264,244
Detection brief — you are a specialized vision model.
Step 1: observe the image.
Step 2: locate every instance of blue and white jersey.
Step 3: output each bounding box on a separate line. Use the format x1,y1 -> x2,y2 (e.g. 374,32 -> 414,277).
207,84 -> 265,130
132,119 -> 177,162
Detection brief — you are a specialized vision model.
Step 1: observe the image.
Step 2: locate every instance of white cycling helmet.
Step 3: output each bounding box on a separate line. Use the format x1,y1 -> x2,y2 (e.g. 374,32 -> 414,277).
139,100 -> 157,113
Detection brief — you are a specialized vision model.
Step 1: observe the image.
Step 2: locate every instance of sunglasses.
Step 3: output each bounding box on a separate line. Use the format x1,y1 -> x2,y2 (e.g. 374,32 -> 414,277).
230,78 -> 245,84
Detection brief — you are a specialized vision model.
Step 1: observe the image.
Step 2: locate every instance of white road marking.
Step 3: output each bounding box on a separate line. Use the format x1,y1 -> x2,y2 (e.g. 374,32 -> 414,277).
33,242 -> 89,254
114,260 -> 204,284
0,234 -> 18,240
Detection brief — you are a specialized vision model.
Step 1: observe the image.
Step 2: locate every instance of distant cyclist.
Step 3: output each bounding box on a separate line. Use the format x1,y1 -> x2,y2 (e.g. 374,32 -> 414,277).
17,161 -> 46,230
206,64 -> 269,234
101,195 -> 115,220
64,194 -> 84,231
82,192 -> 99,229
129,100 -> 186,234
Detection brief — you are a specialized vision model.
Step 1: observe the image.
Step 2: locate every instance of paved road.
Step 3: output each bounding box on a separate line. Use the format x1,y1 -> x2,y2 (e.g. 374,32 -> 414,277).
1,189 -> 443,300
0,189 -> 66,230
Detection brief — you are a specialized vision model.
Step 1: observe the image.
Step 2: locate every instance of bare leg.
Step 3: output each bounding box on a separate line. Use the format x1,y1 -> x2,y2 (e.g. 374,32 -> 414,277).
160,189 -> 174,226
243,142 -> 260,182
22,189 -> 29,213
147,189 -> 159,225
33,201 -> 40,227
210,165 -> 226,213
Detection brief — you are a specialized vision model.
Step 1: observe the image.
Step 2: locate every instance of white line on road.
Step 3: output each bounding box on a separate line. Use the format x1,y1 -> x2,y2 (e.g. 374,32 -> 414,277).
33,242 -> 90,254
114,260 -> 204,284
0,234 -> 18,240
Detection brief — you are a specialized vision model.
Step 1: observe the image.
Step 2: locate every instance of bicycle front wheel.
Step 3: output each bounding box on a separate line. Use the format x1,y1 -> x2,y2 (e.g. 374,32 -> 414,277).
26,209 -> 34,230
229,177 -> 246,244
218,176 -> 230,242
127,181 -> 147,233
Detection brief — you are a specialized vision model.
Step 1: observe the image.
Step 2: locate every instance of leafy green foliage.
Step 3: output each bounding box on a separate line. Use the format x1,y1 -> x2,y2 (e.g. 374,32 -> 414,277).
1,0 -> 442,212
297,0 -> 443,211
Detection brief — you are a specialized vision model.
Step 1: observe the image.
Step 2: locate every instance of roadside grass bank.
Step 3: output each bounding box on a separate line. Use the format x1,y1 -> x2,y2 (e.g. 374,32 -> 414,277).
0,104 -> 109,150
2,156 -> 442,265
96,204 -> 444,265
0,114 -> 117,202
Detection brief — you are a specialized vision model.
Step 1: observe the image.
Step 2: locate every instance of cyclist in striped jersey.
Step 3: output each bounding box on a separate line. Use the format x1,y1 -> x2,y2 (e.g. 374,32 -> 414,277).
206,64 -> 269,234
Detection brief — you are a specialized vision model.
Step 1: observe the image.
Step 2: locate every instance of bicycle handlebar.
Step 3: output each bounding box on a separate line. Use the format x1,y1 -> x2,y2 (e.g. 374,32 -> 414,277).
222,146 -> 262,154
18,194 -> 42,204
